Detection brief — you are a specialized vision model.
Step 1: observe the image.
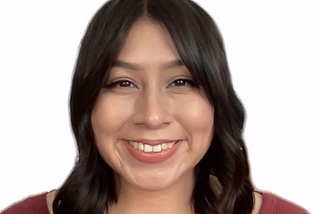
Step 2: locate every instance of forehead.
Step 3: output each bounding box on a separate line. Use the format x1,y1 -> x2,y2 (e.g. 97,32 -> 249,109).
116,20 -> 181,67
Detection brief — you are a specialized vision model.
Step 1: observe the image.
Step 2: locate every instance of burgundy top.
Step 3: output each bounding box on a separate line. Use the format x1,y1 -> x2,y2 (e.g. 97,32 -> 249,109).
1,192 -> 49,214
258,192 -> 309,214
1,192 -> 309,214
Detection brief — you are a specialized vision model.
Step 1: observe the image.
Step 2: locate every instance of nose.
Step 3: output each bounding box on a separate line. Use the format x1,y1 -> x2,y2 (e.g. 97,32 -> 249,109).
132,88 -> 173,129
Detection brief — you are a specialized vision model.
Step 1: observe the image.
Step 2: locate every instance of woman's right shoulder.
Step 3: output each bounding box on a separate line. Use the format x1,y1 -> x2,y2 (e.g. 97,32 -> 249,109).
1,192 -> 49,214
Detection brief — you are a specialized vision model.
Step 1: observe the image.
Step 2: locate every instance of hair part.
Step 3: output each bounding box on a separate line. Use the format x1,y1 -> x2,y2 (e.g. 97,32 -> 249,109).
53,0 -> 254,214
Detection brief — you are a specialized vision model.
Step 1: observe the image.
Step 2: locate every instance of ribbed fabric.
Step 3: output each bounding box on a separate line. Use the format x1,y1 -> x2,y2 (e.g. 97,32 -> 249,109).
259,192 -> 309,214
1,192 -> 49,214
1,191 -> 309,214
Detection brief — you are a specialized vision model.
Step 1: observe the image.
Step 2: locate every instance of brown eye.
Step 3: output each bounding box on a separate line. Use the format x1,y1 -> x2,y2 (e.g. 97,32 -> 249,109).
105,80 -> 138,88
168,79 -> 198,88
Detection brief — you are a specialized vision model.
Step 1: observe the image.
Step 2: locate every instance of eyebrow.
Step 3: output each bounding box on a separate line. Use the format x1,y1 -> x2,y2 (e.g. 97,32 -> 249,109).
113,59 -> 185,71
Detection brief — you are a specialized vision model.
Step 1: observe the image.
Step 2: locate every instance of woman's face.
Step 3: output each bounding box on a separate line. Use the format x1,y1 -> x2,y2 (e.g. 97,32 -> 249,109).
91,20 -> 214,191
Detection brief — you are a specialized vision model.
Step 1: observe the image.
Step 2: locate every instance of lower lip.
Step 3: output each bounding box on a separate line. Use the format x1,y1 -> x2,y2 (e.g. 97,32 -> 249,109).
123,140 -> 181,164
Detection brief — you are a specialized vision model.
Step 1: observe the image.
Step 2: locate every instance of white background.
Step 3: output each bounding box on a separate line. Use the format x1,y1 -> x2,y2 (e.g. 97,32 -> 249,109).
0,0 -> 319,213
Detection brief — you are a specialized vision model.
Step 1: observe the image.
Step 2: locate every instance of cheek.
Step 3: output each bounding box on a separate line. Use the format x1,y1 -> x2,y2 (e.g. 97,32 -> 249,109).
175,96 -> 214,131
91,94 -> 134,134
174,95 -> 214,148
91,94 -> 137,171
91,95 -> 135,160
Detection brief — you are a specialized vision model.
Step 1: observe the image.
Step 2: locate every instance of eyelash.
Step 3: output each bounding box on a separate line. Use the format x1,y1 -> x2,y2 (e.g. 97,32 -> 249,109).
105,80 -> 137,88
168,79 -> 198,88
104,79 -> 199,89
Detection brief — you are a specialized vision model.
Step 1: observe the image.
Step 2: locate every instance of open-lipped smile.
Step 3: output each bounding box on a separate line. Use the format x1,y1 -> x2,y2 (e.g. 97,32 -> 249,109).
123,139 -> 182,163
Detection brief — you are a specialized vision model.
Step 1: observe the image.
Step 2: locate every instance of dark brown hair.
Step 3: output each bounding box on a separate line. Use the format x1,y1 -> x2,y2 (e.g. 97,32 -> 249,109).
53,0 -> 254,213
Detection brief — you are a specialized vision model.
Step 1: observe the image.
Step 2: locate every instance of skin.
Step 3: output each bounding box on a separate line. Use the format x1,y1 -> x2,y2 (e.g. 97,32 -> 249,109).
91,19 -> 214,214
46,19 -> 262,214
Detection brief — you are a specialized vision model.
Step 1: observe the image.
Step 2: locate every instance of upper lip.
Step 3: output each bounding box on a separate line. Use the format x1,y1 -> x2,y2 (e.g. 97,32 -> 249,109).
126,139 -> 179,146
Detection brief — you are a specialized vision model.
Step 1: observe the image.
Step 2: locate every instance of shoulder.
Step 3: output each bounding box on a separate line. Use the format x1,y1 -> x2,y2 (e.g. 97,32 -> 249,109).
1,192 -> 49,214
259,192 -> 310,214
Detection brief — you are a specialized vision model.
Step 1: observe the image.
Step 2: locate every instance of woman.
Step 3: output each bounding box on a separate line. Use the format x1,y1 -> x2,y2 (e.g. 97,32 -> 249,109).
1,0 -> 309,214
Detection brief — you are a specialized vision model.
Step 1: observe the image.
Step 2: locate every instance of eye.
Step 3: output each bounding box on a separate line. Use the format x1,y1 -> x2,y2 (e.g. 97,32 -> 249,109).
168,79 -> 198,88
104,80 -> 138,89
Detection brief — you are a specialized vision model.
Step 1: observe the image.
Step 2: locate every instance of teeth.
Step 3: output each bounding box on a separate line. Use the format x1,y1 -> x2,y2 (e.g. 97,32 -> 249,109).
129,141 -> 176,152
144,145 -> 153,152
168,142 -> 174,148
138,143 -> 144,151
161,143 -> 168,150
132,142 -> 138,149
153,145 -> 161,152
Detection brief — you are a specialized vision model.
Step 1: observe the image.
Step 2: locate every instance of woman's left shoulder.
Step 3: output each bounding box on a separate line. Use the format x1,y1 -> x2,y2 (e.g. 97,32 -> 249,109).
258,191 -> 310,214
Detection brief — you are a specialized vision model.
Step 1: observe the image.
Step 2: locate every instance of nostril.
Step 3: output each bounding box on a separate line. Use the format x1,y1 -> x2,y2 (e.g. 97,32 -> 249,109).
132,93 -> 173,129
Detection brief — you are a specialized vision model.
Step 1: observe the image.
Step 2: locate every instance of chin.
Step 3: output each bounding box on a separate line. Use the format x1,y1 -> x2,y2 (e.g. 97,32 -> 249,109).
134,178 -> 172,191
121,166 -> 195,192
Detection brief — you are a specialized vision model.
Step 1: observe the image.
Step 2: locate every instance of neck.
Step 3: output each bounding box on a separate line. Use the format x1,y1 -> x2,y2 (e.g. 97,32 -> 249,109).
109,170 -> 195,214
